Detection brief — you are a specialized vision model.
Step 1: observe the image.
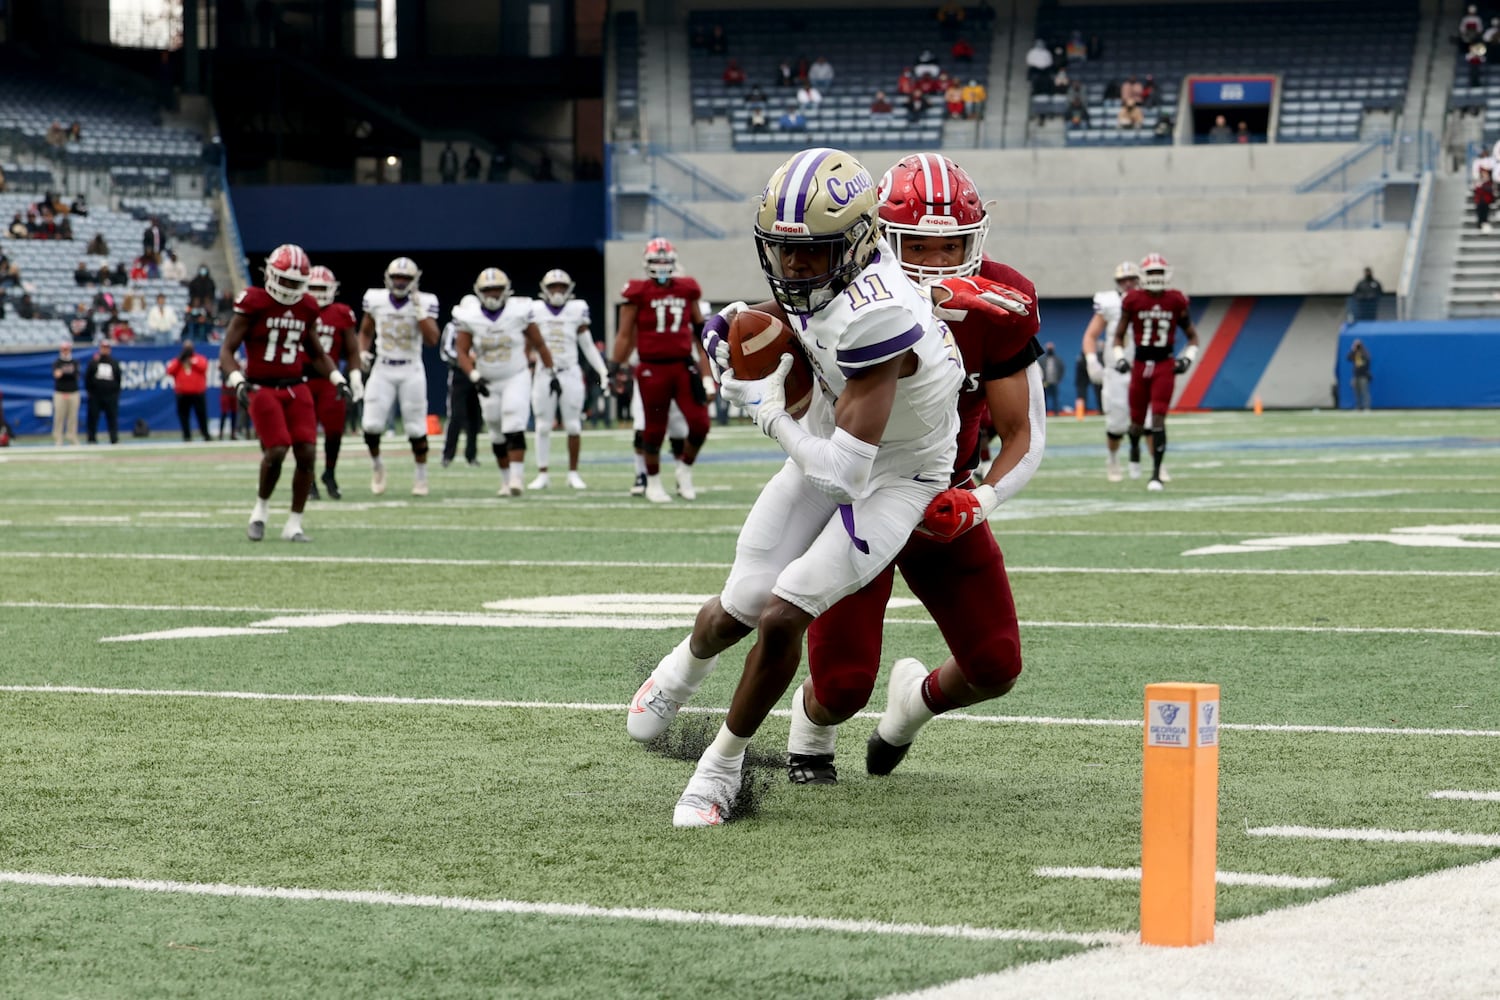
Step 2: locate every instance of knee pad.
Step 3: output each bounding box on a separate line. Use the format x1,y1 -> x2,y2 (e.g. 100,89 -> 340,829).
363,431 -> 383,452
669,437 -> 685,459
505,431 -> 526,453
632,430 -> 644,451
410,436 -> 429,458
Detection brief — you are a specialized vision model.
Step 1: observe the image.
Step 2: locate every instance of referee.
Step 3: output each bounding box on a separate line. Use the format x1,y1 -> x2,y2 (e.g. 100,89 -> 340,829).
439,320 -> 480,467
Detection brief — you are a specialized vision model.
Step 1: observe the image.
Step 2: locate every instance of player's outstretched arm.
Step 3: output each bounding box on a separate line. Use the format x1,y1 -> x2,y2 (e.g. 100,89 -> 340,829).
1110,313 -> 1132,370
356,314 -> 376,371
576,329 -> 608,381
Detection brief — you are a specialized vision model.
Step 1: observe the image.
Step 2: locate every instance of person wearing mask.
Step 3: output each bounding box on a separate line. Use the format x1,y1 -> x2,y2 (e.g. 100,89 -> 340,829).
85,340 -> 123,444
167,339 -> 212,441
52,342 -> 82,446
188,265 -> 217,309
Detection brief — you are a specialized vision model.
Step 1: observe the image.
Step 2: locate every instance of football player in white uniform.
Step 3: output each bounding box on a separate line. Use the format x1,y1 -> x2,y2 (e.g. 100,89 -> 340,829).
528,269 -> 608,490
625,147 -> 964,827
360,257 -> 441,496
452,268 -> 556,496
1082,261 -> 1139,482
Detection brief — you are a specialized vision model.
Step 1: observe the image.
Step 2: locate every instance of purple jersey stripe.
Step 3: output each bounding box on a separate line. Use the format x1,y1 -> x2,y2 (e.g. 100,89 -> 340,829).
836,323 -> 924,366
791,148 -> 836,223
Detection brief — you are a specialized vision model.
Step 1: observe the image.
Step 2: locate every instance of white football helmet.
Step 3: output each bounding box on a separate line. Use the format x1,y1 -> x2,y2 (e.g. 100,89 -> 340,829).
384,257 -> 421,298
1113,260 -> 1141,290
540,268 -> 574,307
754,147 -> 882,314
644,238 -> 677,284
1140,253 -> 1171,293
263,244 -> 311,306
307,265 -> 339,308
474,267 -> 510,311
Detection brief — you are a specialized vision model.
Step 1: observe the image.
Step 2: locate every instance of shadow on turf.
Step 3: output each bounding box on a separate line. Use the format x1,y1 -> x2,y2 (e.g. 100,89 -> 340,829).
645,711 -> 781,823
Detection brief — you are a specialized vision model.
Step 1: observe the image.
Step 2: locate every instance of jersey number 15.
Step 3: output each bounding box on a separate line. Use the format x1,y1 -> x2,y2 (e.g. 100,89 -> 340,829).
262,329 -> 302,364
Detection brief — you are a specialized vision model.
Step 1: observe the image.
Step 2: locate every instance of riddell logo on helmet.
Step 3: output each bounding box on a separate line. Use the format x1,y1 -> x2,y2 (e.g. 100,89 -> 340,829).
918,215 -> 958,227
773,221 -> 810,234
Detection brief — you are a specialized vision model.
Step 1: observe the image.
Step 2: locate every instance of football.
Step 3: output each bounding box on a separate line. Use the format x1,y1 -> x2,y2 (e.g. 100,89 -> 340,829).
727,301 -> 816,418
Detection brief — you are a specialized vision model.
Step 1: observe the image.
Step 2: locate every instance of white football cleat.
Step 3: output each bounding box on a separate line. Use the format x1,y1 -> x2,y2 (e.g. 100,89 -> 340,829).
1158,464 -> 1172,483
1106,457 -> 1123,483
674,464 -> 697,500
411,480 -> 429,497
672,761 -> 741,828
529,473 -> 551,490
370,463 -> 387,495
1127,461 -> 1142,481
630,472 -> 647,496
1147,478 -> 1165,492
644,477 -> 671,503
628,674 -> 687,742
567,471 -> 587,490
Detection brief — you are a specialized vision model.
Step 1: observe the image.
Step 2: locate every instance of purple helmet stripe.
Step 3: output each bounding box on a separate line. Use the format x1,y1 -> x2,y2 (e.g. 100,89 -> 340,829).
791,148 -> 836,223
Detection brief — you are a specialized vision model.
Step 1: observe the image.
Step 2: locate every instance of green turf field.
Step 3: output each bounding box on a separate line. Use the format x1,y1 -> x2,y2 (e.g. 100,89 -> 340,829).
1,410 -> 1497,998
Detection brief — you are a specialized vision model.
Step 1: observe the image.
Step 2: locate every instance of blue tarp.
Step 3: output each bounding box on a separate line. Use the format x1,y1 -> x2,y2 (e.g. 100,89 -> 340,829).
1337,320 -> 1500,409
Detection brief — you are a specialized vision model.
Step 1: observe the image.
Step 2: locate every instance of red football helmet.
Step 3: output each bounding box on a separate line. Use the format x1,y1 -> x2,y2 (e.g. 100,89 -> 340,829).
876,153 -> 989,285
264,244 -> 311,306
644,238 -> 678,284
307,265 -> 339,308
1140,253 -> 1171,293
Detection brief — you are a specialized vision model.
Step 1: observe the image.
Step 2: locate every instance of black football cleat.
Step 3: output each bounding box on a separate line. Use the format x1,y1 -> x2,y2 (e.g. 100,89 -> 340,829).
865,731 -> 912,776
321,469 -> 342,500
787,753 -> 838,785
308,480 -> 321,501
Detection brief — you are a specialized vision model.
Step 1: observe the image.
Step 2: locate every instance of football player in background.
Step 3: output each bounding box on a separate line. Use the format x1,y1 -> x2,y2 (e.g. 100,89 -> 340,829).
610,238 -> 712,503
1112,253 -> 1199,491
220,244 -> 352,542
452,268 -> 556,496
305,265 -> 362,499
1082,260 -> 1141,482
528,268 -> 608,490
787,153 -> 1046,782
626,148 -> 964,826
359,257 -> 441,496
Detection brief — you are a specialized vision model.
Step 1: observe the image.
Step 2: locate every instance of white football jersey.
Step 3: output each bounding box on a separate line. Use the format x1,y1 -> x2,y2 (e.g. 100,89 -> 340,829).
454,294 -> 535,380
362,289 -> 439,362
530,299 -> 597,372
1093,289 -> 1135,362
791,240 -> 962,479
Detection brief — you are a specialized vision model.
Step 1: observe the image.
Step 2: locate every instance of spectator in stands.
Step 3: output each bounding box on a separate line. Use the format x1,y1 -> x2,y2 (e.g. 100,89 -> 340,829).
944,80 -> 965,119
896,68 -> 917,96
745,84 -> 768,106
779,105 -> 807,131
142,217 -> 164,262
96,264 -> 113,287
1028,40 -> 1054,92
17,293 -> 36,320
1120,75 -> 1143,106
489,150 -> 509,182
1476,168 -> 1496,231
1052,66 -> 1071,96
1067,87 -> 1090,128
7,214 -> 24,239
963,79 -> 988,120
87,232 -> 109,255
69,194 -> 88,216
1468,42 -> 1488,88
1066,30 -> 1087,63
1208,115 -> 1234,143
951,36 -> 974,63
1352,268 -> 1384,319
796,82 -> 822,107
776,61 -> 795,88
189,266 -> 216,309
85,340 -> 122,445
109,317 -> 135,343
1236,121 -> 1252,144
1460,5 -> 1484,47
439,142 -> 460,184
808,56 -> 834,89
915,49 -> 942,81
185,302 -> 212,341
707,24 -> 728,55
723,59 -> 746,87
1,263 -> 19,290
795,56 -> 811,86
748,105 -> 768,132
464,147 -> 482,181
46,121 -> 67,147
68,304 -> 95,343
110,262 -> 130,286
1346,339 -> 1373,411
1142,75 -> 1158,108
68,121 -> 82,143
936,1 -> 964,40
1118,97 -> 1144,129
870,90 -> 894,115
1486,16 -> 1500,46
906,90 -> 928,124
161,249 -> 186,281
130,258 -> 150,283
75,262 -> 93,286
148,293 -> 180,339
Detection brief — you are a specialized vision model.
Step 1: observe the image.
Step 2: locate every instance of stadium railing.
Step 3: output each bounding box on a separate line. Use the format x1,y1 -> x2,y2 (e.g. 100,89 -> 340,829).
1397,170 -> 1434,321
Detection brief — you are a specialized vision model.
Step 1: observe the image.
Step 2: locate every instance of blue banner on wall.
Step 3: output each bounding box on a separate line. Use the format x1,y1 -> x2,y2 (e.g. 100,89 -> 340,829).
1190,77 -> 1275,106
1338,320 -> 1500,408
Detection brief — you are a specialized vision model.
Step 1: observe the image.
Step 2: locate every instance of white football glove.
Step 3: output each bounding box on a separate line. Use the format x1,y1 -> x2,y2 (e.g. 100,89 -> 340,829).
1084,353 -> 1104,385
359,350 -> 375,374
748,354 -> 793,437
718,367 -> 762,409
348,368 -> 364,403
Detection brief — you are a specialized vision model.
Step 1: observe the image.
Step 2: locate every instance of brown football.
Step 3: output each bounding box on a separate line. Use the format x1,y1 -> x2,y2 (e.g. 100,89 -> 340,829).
727,302 -> 816,418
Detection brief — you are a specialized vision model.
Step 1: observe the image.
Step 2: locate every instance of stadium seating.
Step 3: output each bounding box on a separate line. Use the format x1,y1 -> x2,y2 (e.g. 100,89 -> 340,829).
686,7 -> 992,151
1033,1 -> 1414,146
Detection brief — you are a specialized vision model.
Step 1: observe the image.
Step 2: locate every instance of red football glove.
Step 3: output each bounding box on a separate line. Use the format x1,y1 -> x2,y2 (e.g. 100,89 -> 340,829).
932,275 -> 1034,323
917,486 -> 988,541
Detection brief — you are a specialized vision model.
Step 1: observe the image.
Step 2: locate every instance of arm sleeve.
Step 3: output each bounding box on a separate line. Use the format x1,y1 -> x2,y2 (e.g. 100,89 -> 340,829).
577,332 -> 608,380
988,363 -> 1047,506
767,419 -> 879,504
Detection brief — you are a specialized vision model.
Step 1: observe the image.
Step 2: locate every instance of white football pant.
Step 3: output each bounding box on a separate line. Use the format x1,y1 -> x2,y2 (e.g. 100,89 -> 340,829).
481,369 -> 533,439
362,360 -> 429,439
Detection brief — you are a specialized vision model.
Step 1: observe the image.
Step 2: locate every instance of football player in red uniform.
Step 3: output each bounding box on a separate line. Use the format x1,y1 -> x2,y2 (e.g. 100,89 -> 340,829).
220,244 -> 352,542
304,265 -> 362,500
609,238 -> 712,503
779,153 -> 1047,781
1112,252 -> 1199,491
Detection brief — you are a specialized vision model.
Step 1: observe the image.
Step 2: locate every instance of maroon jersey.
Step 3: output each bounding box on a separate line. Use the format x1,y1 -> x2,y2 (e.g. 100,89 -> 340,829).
1121,288 -> 1192,362
316,302 -> 356,364
946,259 -> 1043,477
621,276 -> 701,362
233,287 -> 323,382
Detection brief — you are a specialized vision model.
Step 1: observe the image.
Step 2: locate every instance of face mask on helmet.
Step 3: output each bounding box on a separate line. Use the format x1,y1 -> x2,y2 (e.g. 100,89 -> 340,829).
877,153 -> 988,286
646,256 -> 675,284
385,258 -> 420,299
1141,268 -> 1169,292
478,284 -> 509,310
265,271 -> 308,305
544,283 -> 571,307
755,224 -> 870,315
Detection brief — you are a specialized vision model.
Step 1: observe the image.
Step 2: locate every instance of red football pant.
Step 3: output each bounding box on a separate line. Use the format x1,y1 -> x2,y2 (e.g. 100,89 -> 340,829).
806,525 -> 1023,718
1128,359 -> 1176,427
307,377 -> 347,435
248,383 -> 317,450
636,359 -> 709,451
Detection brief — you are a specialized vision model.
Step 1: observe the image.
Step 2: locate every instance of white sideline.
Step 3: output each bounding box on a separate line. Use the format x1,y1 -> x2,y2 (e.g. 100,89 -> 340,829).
3,685 -> 1499,739
0,871 -> 1130,947
885,858 -> 1500,1000
1429,790 -> 1500,802
1246,825 -> 1500,848
1033,867 -> 1335,890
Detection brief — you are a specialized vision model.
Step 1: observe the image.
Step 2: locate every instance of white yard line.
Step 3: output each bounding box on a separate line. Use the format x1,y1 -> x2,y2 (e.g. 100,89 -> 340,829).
1033,866 -> 1334,890
0,871 -> 1129,947
3,685 -> 1498,739
1246,826 -> 1500,848
887,858 -> 1500,1000
4,552 -> 1498,577
1429,790 -> 1500,802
